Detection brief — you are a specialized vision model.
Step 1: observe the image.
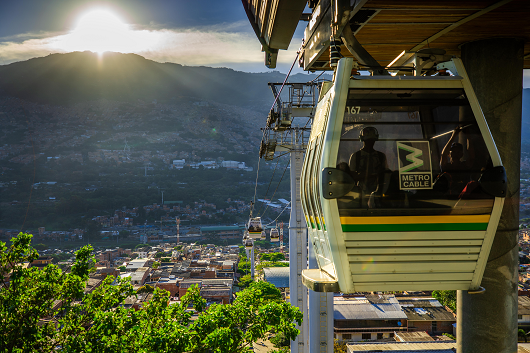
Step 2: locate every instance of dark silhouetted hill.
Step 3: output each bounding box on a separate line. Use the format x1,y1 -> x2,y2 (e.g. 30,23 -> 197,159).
0,51 -> 324,109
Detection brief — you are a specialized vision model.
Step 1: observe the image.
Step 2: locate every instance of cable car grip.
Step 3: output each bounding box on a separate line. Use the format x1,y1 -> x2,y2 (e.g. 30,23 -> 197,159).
322,167 -> 355,199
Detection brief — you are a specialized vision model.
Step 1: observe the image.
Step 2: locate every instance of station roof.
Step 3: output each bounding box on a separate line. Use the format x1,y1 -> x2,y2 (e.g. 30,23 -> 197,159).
243,0 -> 530,70
519,296 -> 530,315
263,267 -> 290,288
346,341 -> 457,352
333,297 -> 407,320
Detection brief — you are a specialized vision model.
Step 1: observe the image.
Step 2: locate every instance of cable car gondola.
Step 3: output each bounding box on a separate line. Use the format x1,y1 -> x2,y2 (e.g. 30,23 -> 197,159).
247,217 -> 264,239
260,230 -> 266,240
244,238 -> 254,250
270,228 -> 280,242
301,57 -> 506,293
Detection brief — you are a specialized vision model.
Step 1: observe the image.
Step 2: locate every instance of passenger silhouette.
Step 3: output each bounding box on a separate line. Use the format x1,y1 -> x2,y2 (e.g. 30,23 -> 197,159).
349,127 -> 388,208
439,126 -> 475,196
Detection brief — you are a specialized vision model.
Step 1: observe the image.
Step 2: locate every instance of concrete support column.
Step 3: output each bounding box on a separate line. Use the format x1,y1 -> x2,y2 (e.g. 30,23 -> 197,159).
251,243 -> 255,279
308,241 -> 334,353
458,38 -> 524,353
290,147 -> 308,353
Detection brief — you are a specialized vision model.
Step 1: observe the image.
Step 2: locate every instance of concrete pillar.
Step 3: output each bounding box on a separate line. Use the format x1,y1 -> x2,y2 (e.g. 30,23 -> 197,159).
290,147 -> 308,353
251,243 -> 255,279
308,240 -> 334,353
457,38 -> 524,353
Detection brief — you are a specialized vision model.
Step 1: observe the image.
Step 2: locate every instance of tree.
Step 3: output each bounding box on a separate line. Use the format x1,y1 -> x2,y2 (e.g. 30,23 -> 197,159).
260,252 -> 285,262
137,284 -> 155,294
1,232 -> 302,352
238,274 -> 254,288
237,260 -> 251,275
334,339 -> 348,353
34,243 -> 48,251
256,261 -> 289,274
432,290 -> 457,313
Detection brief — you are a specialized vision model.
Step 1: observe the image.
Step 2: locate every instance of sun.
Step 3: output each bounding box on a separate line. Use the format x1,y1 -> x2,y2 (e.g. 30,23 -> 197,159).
73,10 -> 129,53
50,8 -> 151,54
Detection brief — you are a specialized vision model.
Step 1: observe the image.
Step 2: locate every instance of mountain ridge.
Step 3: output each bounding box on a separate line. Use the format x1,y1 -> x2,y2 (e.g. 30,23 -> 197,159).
0,51 -> 325,110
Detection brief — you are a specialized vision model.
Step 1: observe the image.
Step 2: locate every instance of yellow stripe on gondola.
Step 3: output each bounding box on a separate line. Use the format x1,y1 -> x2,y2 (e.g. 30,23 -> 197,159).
340,215 -> 490,225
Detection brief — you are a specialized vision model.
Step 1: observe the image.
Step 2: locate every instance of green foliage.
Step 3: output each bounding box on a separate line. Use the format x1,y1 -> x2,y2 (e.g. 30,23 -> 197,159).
270,331 -> 290,348
237,261 -> 250,275
161,257 -> 171,263
432,290 -> 457,313
247,281 -> 282,302
0,233 -> 302,353
443,333 -> 456,340
238,274 -> 254,288
50,252 -> 73,264
334,339 -> 348,353
152,261 -> 160,269
137,284 -> 155,294
260,252 -> 285,262
155,251 -> 171,259
174,245 -> 183,250
118,265 -> 126,271
34,243 -> 48,251
256,261 -> 289,274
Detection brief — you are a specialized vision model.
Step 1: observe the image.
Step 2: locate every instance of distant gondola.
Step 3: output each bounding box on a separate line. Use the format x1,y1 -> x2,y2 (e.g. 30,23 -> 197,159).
244,238 -> 253,250
247,217 -> 264,239
270,228 -> 280,242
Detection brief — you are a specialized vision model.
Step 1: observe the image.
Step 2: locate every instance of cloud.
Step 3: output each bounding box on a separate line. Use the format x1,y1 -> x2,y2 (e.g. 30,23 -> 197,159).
0,37 -> 68,64
0,22 -> 299,72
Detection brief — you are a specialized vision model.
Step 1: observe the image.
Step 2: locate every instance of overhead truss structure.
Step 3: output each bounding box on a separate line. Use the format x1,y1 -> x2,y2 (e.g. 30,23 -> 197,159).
241,0 -> 530,72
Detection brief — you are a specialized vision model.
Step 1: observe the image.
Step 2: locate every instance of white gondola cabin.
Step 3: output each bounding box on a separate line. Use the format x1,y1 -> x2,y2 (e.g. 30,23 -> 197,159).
247,217 -> 263,239
301,57 -> 506,293
244,238 -> 253,250
270,228 -> 280,242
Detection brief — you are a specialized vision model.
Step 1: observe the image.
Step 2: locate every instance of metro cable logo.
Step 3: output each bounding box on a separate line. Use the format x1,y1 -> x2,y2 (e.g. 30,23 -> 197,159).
397,141 -> 433,190
398,143 -> 424,173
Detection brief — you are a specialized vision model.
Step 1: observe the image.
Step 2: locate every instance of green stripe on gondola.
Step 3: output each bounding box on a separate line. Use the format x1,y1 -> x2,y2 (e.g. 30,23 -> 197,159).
341,223 -> 488,232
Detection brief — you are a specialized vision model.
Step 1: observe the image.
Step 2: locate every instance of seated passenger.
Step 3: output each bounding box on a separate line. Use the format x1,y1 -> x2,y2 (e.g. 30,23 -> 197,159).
349,127 -> 389,208
439,126 -> 474,196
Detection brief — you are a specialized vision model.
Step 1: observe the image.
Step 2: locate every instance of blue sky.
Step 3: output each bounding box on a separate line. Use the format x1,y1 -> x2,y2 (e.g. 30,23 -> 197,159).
0,0 -> 528,87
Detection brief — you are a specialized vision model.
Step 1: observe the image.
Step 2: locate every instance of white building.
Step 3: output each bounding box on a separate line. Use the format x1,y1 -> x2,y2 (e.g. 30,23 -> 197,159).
172,159 -> 186,169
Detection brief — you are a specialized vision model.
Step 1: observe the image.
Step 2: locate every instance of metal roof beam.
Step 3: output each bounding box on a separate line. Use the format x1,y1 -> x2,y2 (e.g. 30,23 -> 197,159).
341,25 -> 389,75
409,0 -> 516,52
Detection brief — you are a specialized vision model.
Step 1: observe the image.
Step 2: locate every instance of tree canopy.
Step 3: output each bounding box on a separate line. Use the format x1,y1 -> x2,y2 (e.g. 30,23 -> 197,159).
432,290 -> 456,313
260,252 -> 285,262
1,232 -> 302,352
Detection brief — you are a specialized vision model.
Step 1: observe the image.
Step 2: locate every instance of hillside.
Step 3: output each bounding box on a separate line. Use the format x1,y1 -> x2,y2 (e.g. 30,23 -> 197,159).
0,51 -> 323,109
